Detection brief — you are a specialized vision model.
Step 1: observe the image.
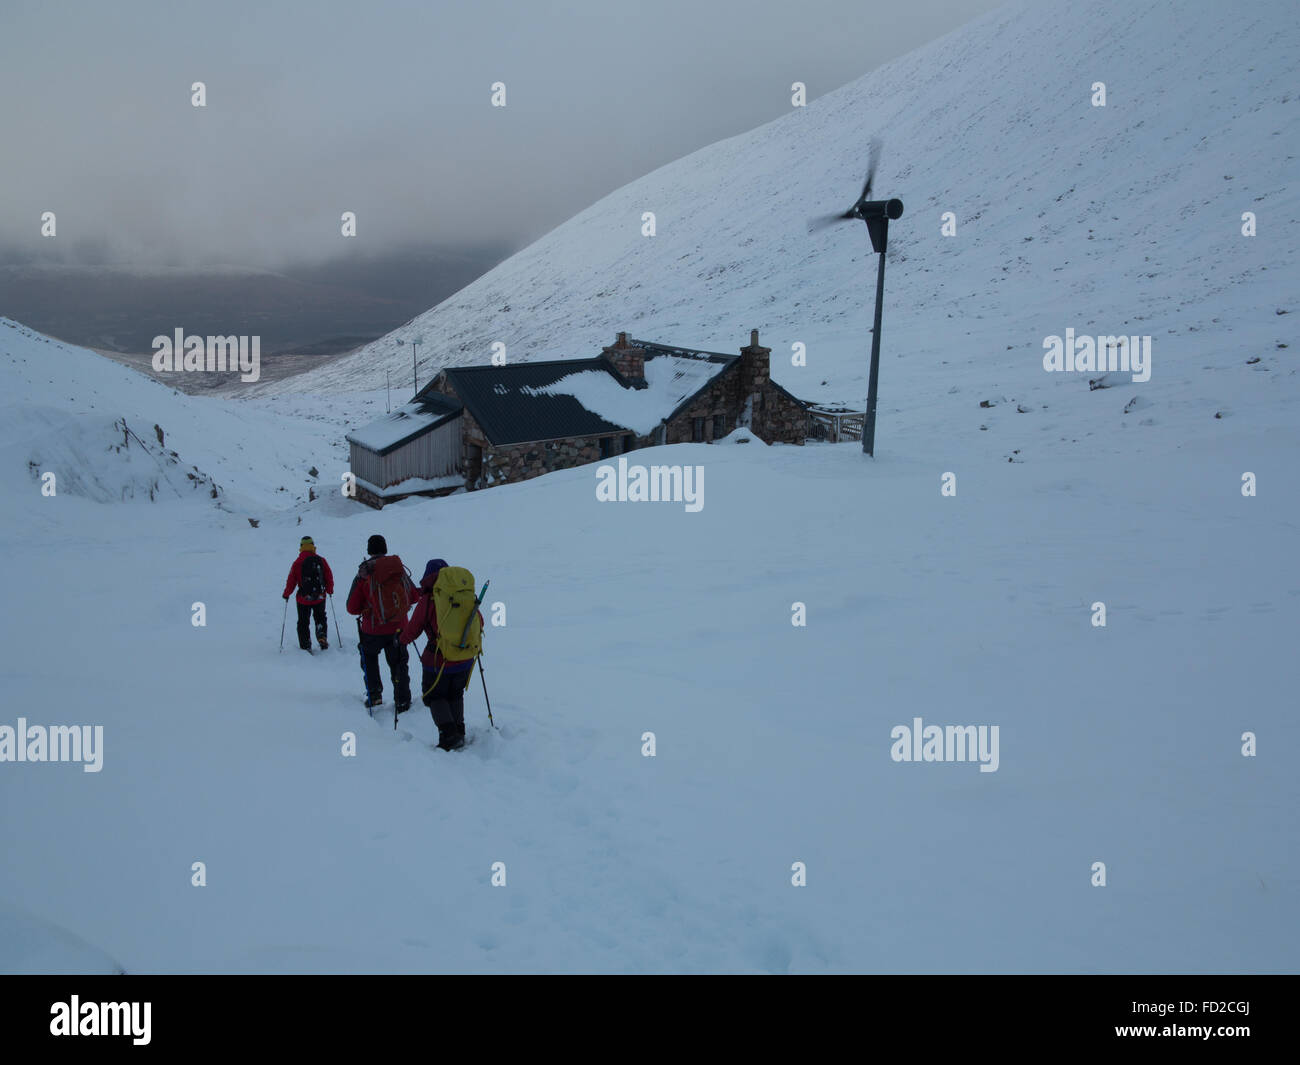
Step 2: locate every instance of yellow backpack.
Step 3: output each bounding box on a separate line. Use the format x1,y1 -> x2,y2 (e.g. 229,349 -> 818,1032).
430,566 -> 482,668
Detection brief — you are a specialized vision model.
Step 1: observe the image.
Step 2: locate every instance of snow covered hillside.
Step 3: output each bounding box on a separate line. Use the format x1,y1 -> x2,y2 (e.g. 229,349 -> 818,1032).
0,318 -> 340,517
268,0 -> 1298,473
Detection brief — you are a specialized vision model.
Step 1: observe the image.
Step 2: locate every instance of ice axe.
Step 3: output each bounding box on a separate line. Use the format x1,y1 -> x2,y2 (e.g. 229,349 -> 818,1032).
459,580 -> 489,649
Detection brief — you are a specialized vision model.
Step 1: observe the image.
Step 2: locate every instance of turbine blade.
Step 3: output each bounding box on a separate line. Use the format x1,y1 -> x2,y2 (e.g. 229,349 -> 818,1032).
860,136 -> 883,203
807,212 -> 849,233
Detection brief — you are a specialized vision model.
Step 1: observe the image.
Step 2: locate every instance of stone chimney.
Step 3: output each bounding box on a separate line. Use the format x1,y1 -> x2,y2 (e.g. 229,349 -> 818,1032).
739,328 -> 771,394
601,331 -> 646,382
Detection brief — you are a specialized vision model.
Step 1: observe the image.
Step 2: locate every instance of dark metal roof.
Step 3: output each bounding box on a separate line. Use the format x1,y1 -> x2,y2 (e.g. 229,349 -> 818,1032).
435,359 -> 632,446
633,340 -> 737,365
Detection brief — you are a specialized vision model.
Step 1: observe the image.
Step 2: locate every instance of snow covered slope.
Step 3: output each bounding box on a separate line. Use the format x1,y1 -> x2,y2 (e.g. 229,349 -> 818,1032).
0,317 -> 341,517
269,0 -> 1299,473
1,393 -> 1297,973
0,903 -> 125,975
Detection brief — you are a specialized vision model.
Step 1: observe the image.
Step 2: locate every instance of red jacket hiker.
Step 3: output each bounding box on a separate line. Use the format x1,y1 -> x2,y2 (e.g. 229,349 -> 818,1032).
400,562 -> 483,675
283,547 -> 334,605
347,554 -> 417,635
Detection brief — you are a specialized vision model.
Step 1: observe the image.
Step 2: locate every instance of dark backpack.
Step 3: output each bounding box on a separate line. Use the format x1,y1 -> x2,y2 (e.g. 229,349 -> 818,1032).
299,555 -> 326,600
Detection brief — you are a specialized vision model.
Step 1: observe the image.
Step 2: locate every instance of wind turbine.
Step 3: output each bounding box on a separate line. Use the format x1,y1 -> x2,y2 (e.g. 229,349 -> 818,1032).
809,138 -> 904,457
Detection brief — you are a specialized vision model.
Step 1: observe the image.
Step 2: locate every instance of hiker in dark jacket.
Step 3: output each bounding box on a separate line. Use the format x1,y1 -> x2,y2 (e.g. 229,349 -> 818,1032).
400,558 -> 483,750
283,536 -> 334,651
346,534 -> 415,712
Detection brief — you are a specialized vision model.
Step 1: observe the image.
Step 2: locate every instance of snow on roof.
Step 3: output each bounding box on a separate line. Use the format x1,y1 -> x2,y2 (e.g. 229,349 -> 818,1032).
354,473 -> 464,499
346,400 -> 456,453
527,355 -> 729,436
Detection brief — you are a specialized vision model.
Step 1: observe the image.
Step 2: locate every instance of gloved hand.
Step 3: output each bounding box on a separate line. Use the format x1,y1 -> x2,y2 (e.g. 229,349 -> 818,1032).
283,592 -> 290,600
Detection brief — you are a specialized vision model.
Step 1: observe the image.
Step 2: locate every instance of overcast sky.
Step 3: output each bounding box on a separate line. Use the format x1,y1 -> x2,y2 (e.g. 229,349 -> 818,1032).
0,0 -> 1003,270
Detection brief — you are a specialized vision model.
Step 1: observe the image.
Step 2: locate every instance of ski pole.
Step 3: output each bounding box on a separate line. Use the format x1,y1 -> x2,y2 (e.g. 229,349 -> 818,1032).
477,652 -> 496,729
393,631 -> 402,731
279,597 -> 288,652
329,594 -> 343,652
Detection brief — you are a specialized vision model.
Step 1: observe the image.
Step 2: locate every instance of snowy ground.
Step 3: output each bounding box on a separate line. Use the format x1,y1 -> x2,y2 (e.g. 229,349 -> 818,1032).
1,318 -> 1297,973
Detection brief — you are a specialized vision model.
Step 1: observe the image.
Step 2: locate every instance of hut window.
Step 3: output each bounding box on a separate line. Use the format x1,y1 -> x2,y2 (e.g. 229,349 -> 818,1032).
692,417 -> 705,442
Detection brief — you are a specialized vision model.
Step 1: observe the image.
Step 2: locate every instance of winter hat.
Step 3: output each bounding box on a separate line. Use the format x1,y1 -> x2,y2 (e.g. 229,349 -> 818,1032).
367,534 -> 387,555
299,536 -> 315,552
420,558 -> 449,590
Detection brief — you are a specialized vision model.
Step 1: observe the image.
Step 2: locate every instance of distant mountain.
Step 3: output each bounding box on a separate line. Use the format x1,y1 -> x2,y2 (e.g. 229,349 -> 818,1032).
0,245 -> 511,358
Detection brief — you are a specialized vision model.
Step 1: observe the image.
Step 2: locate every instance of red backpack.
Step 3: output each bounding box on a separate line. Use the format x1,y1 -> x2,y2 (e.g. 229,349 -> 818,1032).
366,556 -> 414,625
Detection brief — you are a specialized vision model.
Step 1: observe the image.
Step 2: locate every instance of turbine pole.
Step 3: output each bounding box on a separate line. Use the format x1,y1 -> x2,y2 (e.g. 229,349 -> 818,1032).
856,197 -> 903,456
863,232 -> 888,456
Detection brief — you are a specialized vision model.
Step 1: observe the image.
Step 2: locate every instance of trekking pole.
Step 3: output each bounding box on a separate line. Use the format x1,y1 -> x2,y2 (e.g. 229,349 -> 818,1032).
329,595 -> 343,652
279,597 -> 288,653
477,652 -> 496,729
393,632 -> 402,731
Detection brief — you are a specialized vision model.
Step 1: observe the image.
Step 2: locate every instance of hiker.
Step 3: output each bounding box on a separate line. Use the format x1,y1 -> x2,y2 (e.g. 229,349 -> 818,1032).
346,535 -> 416,712
283,536 -> 334,651
400,559 -> 484,750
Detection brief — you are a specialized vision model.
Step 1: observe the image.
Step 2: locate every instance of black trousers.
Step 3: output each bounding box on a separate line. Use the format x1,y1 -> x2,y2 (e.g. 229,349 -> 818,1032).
421,668 -> 470,734
358,630 -> 411,706
296,601 -> 327,649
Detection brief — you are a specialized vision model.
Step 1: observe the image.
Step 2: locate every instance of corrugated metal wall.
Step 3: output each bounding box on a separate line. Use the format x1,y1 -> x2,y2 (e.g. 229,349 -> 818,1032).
350,416 -> 464,488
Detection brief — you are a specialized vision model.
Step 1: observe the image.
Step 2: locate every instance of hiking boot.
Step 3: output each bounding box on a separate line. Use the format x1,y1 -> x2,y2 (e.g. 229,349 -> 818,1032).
365,693 -> 383,709
436,728 -> 456,750
318,635 -> 329,650
394,702 -> 411,716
